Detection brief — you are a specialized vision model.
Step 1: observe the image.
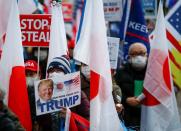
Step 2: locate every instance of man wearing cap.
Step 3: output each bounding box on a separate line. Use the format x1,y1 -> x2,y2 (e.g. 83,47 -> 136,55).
25,60 -> 40,131
115,42 -> 148,130
25,60 -> 40,87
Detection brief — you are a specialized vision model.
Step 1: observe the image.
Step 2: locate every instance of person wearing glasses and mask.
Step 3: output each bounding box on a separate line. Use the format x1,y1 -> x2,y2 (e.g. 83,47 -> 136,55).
114,42 -> 148,130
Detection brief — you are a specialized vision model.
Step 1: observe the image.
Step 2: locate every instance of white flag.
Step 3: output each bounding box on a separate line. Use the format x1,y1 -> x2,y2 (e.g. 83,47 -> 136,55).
74,0 -> 122,130
141,2 -> 181,131
0,0 -> 32,130
47,3 -> 68,72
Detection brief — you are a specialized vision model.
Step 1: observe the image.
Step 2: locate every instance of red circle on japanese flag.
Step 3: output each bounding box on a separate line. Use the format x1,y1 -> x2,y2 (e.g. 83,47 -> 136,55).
143,57 -> 172,106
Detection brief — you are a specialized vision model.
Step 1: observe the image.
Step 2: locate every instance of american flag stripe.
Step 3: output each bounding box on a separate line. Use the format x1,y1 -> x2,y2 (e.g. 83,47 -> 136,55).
64,76 -> 80,87
166,30 -> 181,53
169,50 -> 181,88
169,54 -> 181,89
72,75 -> 80,86
168,50 -> 181,70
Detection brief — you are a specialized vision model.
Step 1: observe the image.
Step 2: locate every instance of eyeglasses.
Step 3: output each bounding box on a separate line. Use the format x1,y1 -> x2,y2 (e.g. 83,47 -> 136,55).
129,52 -> 147,57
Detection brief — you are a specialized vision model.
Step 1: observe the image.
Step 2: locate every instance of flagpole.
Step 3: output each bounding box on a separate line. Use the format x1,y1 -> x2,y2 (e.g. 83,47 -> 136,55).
37,46 -> 40,76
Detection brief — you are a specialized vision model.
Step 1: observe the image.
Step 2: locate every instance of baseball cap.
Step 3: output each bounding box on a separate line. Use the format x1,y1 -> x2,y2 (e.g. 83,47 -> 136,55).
25,60 -> 38,72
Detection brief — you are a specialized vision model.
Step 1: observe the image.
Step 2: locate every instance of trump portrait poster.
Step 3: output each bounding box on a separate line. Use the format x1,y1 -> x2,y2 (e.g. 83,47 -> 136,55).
34,72 -> 81,116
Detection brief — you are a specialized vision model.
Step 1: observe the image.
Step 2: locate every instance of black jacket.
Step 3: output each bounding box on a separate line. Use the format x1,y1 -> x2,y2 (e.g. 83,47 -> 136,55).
114,64 -> 146,127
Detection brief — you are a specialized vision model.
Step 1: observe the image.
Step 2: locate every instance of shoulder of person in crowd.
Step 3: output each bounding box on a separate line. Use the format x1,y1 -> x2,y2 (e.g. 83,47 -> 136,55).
0,111 -> 16,131
1,104 -> 25,131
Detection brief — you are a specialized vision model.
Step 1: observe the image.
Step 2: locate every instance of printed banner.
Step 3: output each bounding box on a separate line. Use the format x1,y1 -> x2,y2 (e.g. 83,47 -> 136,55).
35,72 -> 81,116
20,14 -> 51,47
107,37 -> 120,69
103,0 -> 123,21
142,0 -> 157,19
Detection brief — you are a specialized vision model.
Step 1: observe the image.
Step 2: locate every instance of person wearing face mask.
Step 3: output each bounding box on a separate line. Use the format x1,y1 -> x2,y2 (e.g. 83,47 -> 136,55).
80,64 -> 90,100
46,55 -> 90,131
47,56 -> 71,96
25,60 -> 40,131
114,42 -> 148,130
25,60 -> 40,87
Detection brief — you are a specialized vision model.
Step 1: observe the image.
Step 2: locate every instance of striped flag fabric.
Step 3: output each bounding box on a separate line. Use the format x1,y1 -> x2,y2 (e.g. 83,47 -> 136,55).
141,2 -> 181,131
64,75 -> 80,88
0,0 -> 32,130
74,0 -> 121,130
165,1 -> 181,89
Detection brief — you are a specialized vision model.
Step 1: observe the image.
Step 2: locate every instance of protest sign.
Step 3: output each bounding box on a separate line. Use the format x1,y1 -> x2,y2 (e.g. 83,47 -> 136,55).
103,0 -> 123,21
107,37 -> 120,69
35,71 -> 81,116
142,0 -> 157,19
20,14 -> 51,47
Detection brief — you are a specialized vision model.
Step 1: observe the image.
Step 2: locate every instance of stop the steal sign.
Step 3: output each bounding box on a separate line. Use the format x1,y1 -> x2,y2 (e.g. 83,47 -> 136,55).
20,14 -> 51,47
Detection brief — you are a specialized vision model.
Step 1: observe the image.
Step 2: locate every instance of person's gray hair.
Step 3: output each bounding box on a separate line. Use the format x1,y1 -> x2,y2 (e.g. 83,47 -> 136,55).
128,42 -> 147,55
0,88 -> 5,101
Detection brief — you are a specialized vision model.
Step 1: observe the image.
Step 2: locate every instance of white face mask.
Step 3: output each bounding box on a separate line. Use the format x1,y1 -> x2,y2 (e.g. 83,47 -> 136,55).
130,56 -> 147,70
48,72 -> 65,78
26,76 -> 39,87
81,66 -> 90,79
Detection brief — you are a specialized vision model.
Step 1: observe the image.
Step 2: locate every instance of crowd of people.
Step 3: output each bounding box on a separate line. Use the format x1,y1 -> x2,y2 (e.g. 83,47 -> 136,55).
0,41 -> 151,131
0,0 -> 180,131
1,40 -> 181,131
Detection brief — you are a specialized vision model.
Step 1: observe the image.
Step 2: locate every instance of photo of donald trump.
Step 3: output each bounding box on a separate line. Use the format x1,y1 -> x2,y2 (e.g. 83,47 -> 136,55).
37,79 -> 54,103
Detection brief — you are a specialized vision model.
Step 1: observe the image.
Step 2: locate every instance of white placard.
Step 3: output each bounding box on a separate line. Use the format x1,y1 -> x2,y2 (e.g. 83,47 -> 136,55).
108,37 -> 120,69
35,72 -> 81,116
103,0 -> 123,21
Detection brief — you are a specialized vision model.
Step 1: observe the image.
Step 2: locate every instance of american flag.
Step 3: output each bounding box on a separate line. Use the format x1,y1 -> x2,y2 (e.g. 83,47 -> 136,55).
64,75 -> 80,88
166,1 -> 181,89
168,6 -> 181,33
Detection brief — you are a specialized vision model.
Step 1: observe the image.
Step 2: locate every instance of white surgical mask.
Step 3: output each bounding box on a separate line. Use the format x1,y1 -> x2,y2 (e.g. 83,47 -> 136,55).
81,66 -> 90,79
130,56 -> 147,70
26,76 -> 39,87
48,72 -> 65,78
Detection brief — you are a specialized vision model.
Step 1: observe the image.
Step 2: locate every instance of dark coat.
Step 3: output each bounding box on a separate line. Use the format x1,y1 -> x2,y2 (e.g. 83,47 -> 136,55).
114,64 -> 146,127
0,104 -> 25,131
